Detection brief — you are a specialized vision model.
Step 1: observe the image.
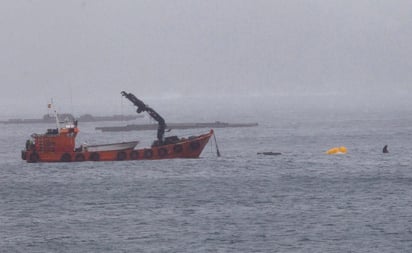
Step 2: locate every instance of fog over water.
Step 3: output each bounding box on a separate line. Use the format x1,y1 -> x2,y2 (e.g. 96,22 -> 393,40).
3,2 -> 412,252
1,0 -> 412,119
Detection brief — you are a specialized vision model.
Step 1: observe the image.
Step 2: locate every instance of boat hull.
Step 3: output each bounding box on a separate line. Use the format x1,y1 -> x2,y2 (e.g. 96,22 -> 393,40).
22,130 -> 213,163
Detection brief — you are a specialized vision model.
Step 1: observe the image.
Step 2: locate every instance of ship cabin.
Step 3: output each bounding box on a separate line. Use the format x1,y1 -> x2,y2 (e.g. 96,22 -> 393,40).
26,122 -> 79,153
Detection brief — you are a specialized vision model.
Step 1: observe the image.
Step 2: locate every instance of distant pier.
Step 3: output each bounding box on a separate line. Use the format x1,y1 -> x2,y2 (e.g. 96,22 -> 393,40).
1,114 -> 142,124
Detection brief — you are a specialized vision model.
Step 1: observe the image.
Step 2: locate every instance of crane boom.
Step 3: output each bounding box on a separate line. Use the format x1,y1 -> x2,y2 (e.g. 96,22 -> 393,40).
121,91 -> 166,145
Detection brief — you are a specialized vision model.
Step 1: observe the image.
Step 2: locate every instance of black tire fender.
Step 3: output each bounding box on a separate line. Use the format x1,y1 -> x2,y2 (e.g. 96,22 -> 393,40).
173,144 -> 183,154
21,151 -> 27,160
75,153 -> 85,162
117,151 -> 127,161
143,149 -> 153,159
189,141 -> 200,151
60,153 -> 72,162
158,147 -> 168,157
29,152 -> 39,163
89,152 -> 100,161
130,150 -> 139,160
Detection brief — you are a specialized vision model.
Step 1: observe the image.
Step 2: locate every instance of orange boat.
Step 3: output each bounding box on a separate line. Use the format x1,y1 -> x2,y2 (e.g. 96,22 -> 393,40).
21,124 -> 213,163
21,93 -> 215,163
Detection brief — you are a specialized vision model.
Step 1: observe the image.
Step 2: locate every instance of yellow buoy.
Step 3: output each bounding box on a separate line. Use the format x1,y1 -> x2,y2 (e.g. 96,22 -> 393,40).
326,146 -> 347,155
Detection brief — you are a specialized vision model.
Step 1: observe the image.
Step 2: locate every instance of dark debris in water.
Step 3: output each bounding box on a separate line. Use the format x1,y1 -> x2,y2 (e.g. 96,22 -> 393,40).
257,152 -> 282,156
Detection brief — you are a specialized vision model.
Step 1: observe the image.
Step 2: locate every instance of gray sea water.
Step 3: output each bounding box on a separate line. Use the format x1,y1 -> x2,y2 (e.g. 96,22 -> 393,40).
1,108 -> 412,252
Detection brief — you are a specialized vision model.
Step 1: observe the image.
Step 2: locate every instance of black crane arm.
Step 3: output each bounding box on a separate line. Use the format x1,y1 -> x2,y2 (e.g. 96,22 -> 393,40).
121,91 -> 166,144
120,91 -> 147,113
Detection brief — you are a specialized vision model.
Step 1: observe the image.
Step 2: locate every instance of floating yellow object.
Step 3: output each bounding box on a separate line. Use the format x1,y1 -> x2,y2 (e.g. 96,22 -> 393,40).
326,146 -> 347,155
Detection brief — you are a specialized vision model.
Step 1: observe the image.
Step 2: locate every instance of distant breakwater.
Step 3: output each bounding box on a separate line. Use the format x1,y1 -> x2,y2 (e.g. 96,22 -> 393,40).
96,121 -> 258,132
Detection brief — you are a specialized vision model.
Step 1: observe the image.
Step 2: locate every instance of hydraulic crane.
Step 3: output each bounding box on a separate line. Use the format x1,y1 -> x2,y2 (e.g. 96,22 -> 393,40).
121,91 -> 167,145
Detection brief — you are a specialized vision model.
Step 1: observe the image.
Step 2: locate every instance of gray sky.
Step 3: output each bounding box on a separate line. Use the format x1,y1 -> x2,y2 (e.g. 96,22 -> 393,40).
1,0 -> 412,117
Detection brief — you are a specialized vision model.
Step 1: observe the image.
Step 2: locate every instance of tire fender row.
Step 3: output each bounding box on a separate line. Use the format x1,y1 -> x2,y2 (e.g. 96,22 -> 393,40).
30,141 -> 202,162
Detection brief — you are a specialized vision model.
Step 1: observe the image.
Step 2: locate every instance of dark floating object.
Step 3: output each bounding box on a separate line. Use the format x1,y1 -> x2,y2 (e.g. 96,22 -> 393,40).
257,152 -> 282,156
383,145 -> 389,153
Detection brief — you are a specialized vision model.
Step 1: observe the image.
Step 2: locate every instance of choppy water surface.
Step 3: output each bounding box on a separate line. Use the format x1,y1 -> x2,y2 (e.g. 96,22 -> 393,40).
1,109 -> 412,252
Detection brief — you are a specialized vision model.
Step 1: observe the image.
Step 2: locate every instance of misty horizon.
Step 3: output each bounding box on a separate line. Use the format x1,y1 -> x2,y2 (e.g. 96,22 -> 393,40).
1,92 -> 410,123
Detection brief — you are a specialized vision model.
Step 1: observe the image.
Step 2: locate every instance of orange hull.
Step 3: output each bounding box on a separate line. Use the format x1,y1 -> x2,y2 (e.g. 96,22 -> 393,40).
22,130 -> 213,163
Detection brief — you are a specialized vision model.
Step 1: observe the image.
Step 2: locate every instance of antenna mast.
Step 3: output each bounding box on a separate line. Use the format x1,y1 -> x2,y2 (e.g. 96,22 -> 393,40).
49,98 -> 61,132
